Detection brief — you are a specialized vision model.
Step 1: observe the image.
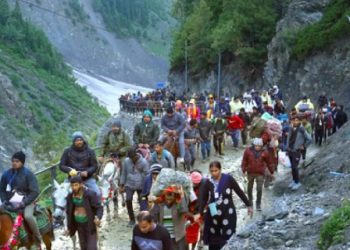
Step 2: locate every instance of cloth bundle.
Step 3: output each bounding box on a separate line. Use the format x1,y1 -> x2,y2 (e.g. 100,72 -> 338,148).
151,168 -> 193,199
265,118 -> 282,138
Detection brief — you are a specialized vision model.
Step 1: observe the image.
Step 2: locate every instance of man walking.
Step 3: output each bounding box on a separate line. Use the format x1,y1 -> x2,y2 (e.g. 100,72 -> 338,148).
198,112 -> 212,162
286,116 -> 312,190
241,139 -> 274,211
120,148 -> 149,226
66,176 -> 103,250
132,211 -> 172,250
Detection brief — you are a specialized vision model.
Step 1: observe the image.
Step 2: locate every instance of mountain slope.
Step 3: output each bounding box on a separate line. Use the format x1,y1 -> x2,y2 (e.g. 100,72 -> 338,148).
0,1 -> 109,172
12,0 -> 173,87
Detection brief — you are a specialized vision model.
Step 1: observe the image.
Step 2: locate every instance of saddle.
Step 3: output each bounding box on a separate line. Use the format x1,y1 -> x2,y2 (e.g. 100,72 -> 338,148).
2,205 -> 52,244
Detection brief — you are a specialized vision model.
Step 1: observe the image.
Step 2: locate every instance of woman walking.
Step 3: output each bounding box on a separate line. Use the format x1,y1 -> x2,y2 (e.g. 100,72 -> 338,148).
196,161 -> 253,250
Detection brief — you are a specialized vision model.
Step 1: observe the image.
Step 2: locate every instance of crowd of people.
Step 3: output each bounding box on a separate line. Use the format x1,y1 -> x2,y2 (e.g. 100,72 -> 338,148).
0,85 -> 348,250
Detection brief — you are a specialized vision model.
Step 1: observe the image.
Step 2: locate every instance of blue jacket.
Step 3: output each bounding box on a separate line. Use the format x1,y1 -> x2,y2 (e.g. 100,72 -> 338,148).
0,167 -> 39,205
150,149 -> 175,169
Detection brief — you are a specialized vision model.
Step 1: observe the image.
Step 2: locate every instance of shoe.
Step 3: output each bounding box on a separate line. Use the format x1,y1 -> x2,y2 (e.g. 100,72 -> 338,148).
256,205 -> 262,211
127,220 -> 135,227
288,181 -> 296,188
292,183 -> 301,190
202,159 -> 206,163
178,157 -> 185,163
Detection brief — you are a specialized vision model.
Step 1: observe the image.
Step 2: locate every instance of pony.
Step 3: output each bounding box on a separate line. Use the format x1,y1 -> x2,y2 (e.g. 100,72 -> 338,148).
97,158 -> 124,216
0,195 -> 54,249
163,134 -> 182,170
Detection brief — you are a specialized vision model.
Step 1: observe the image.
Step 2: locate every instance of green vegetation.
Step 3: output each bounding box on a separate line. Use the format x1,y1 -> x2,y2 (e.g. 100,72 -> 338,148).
292,0 -> 350,60
318,200 -> 350,249
64,0 -> 90,25
92,0 -> 174,58
0,1 -> 109,163
170,0 -> 285,73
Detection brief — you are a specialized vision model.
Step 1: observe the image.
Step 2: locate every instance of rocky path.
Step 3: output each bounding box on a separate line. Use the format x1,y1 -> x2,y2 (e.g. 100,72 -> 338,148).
52,140 -> 314,250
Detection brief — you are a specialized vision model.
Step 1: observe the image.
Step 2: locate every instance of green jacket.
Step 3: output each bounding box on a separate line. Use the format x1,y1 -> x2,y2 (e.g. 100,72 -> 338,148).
100,130 -> 131,157
133,121 -> 160,146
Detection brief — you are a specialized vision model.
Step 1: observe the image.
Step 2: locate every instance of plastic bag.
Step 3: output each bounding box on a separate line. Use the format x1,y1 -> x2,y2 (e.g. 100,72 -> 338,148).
278,151 -> 291,168
261,112 -> 273,121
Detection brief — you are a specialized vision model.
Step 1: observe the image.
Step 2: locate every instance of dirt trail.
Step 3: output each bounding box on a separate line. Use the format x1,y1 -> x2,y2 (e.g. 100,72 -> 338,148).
51,142 -> 319,250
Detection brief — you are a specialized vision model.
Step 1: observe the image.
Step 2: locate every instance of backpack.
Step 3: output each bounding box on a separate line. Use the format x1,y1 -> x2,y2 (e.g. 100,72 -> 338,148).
249,118 -> 267,138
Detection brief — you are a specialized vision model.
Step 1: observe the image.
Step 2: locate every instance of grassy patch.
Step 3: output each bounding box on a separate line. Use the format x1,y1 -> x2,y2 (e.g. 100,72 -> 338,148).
318,200 -> 350,249
292,0 -> 350,60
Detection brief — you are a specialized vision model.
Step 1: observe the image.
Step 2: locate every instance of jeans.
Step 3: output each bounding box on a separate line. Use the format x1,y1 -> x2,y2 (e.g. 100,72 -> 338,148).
241,128 -> 248,145
200,140 -> 211,159
315,129 -> 323,146
178,131 -> 185,158
76,223 -> 98,250
213,134 -> 224,155
24,203 -> 41,242
184,144 -> 196,171
84,178 -> 101,197
125,187 -> 141,222
229,129 -> 240,148
289,151 -> 301,183
247,174 -> 264,207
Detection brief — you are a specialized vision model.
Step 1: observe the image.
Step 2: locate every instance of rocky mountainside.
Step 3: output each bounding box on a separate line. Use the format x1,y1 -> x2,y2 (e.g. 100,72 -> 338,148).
264,0 -> 350,109
169,0 -> 350,111
0,1 -> 109,173
223,122 -> 350,250
11,0 -> 173,87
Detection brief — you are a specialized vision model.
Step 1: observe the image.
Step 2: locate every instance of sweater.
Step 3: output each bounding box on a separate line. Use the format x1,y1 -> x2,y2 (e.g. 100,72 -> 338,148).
120,154 -> 149,190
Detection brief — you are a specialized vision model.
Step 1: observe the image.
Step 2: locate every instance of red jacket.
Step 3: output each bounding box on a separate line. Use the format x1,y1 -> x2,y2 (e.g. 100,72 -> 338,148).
241,147 -> 274,176
227,115 -> 244,130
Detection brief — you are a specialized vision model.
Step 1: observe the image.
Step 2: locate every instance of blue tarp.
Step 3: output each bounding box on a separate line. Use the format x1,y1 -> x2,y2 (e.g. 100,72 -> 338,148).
155,82 -> 166,89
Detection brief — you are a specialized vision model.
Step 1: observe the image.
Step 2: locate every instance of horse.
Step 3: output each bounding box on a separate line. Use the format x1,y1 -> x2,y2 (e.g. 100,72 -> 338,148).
163,134 -> 181,170
0,204 -> 54,249
97,158 -> 125,216
52,180 -> 77,250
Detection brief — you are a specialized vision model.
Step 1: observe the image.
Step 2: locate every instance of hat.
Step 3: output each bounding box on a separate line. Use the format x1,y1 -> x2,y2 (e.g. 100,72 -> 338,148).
70,175 -> 83,184
252,138 -> 263,146
143,109 -> 153,118
273,85 -> 278,89
189,99 -> 196,104
208,94 -> 214,98
72,131 -> 84,142
190,172 -> 202,185
12,151 -> 26,165
166,106 -> 174,114
150,164 -> 162,174
111,120 -> 122,128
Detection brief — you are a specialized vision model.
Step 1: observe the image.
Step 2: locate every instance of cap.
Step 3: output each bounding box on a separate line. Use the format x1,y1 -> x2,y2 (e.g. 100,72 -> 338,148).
252,138 -> 263,146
